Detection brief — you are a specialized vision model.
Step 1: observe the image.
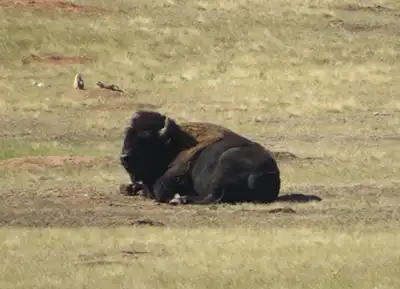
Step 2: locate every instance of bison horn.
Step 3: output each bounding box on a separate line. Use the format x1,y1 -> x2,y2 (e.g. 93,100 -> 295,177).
158,117 -> 171,139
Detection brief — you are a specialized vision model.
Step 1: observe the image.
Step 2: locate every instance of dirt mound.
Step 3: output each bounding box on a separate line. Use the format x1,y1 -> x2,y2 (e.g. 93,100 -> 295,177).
0,156 -> 110,168
21,54 -> 92,65
335,4 -> 393,14
0,0 -> 104,13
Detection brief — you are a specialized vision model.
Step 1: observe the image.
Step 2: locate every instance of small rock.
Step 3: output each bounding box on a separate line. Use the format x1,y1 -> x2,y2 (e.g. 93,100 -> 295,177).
36,82 -> 51,88
253,116 -> 263,123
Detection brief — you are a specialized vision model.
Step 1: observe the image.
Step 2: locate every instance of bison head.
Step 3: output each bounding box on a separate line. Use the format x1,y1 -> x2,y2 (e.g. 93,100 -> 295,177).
120,111 -> 178,186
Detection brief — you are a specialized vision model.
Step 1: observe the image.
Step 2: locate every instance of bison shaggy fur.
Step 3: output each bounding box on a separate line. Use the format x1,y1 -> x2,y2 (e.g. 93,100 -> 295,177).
120,110 -> 281,204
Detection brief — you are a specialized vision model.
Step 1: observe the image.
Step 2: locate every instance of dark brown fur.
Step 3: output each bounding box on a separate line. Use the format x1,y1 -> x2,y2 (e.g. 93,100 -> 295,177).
161,122 -> 274,198
164,122 -> 241,177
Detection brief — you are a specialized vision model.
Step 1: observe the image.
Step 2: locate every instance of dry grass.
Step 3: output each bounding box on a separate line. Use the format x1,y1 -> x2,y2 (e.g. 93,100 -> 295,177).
0,0 -> 400,288
1,227 -> 400,289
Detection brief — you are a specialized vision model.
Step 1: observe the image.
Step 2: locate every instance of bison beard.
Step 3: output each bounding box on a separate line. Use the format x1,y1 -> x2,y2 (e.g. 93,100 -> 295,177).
120,110 -> 281,204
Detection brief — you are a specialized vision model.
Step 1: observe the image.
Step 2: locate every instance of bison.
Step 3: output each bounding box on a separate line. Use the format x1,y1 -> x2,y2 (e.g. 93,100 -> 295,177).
120,110 -> 281,204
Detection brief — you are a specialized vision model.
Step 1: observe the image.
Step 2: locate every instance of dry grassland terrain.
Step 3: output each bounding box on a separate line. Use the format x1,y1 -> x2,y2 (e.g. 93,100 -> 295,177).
0,0 -> 400,288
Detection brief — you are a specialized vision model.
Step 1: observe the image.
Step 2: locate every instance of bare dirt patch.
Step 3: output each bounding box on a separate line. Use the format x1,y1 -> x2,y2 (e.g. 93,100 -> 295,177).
0,155 -> 112,168
327,19 -> 385,33
0,185 -> 395,229
21,54 -> 92,65
335,4 -> 394,14
2,180 -> 394,230
0,0 -> 104,13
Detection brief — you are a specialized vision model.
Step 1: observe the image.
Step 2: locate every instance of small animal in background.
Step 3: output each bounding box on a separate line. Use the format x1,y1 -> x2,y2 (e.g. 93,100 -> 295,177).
73,73 -> 84,90
96,81 -> 124,93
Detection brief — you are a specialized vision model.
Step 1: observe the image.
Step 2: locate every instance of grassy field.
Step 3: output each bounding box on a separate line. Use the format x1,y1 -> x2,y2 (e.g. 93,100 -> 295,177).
0,0 -> 400,288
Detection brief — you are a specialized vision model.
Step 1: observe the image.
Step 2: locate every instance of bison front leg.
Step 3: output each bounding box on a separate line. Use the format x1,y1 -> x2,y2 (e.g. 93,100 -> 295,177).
141,184 -> 156,199
119,183 -> 143,196
119,171 -> 146,196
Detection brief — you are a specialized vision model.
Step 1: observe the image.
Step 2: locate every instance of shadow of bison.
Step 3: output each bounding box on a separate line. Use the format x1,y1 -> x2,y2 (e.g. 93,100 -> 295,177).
277,193 -> 322,203
119,110 -> 281,205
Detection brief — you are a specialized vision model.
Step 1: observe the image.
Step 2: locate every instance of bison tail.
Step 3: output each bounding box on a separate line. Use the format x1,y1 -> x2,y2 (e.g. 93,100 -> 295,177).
247,171 -> 281,203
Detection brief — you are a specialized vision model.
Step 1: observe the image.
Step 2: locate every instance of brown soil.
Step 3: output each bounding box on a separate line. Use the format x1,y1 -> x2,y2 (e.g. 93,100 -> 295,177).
0,0 -> 104,13
335,4 -> 393,13
1,182 -> 393,229
21,54 -> 92,65
0,155 -> 320,228
0,155 -> 111,168
0,155 -> 395,230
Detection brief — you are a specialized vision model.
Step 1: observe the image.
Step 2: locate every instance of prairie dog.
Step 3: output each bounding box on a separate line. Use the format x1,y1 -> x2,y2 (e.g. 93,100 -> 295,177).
73,73 -> 84,90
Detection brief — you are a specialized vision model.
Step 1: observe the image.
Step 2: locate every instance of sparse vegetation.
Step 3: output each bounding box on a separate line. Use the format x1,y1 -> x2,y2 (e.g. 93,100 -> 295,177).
0,0 -> 399,288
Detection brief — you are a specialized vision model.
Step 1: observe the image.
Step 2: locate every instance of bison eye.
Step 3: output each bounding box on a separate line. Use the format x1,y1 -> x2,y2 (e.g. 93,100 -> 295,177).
137,130 -> 152,138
